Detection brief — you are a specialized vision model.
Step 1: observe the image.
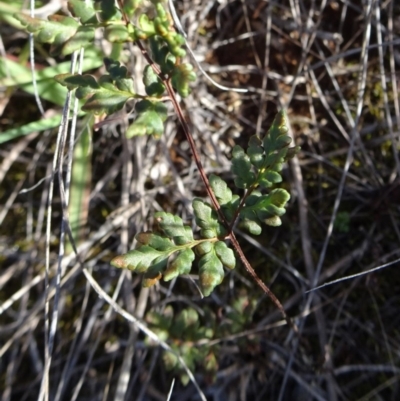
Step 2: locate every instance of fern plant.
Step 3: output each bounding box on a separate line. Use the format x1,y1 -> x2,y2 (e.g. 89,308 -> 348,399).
145,305 -> 218,385
111,111 -> 299,297
145,294 -> 257,385
15,0 -> 299,324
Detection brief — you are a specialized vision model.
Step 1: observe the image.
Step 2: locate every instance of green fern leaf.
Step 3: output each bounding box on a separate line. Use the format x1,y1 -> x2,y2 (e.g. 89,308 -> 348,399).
196,242 -> 224,296
247,135 -> 264,168
68,0 -> 97,24
239,218 -> 262,235
232,145 -> 255,189
209,174 -> 233,205
241,189 -> 290,228
143,65 -> 165,96
110,245 -> 168,273
171,63 -> 196,98
164,248 -> 195,281
155,212 -> 194,244
55,70 -> 135,115
214,241 -> 236,270
127,100 -> 168,138
192,198 -> 225,239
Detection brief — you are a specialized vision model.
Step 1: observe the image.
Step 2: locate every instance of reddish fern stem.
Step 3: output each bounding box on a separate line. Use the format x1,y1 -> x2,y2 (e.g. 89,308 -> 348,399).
134,39 -> 295,330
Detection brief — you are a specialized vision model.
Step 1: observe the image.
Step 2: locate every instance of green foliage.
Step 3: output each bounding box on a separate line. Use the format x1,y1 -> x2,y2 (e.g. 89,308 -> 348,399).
112,111 -> 299,295
232,145 -> 255,189
66,118 -> 93,253
214,241 -> 236,270
110,209 -> 234,295
231,111 -> 300,232
334,211 -> 350,233
196,241 -> 224,296
14,2 -> 98,56
122,0 -> 145,17
171,63 -> 197,97
145,294 -> 257,384
145,306 -> 217,385
209,174 -> 240,222
16,0 -> 196,137
148,36 -> 196,96
219,294 -> 257,336
55,59 -> 136,115
16,0 -> 299,296
98,0 -> 121,22
111,212 -> 194,285
149,36 -> 176,74
152,1 -> 186,58
232,111 -> 299,190
10,0 -> 302,388
0,49 -> 103,107
68,0 -> 97,24
126,100 -> 168,138
16,0 -> 298,360
192,198 -> 226,239
143,65 -> 166,96
240,188 -> 291,228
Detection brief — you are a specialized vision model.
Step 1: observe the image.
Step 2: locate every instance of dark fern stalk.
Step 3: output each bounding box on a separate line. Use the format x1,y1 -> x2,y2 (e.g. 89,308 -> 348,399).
16,0 -> 300,327
112,107 -> 300,328
134,32 -> 300,327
